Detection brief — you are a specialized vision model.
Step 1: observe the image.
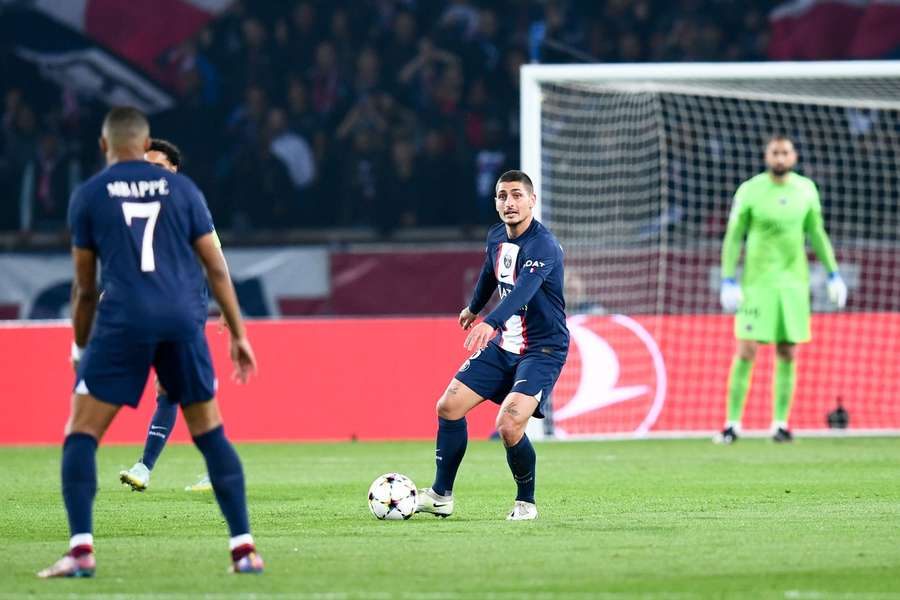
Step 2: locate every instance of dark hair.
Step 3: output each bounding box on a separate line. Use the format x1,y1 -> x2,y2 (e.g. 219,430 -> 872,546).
766,133 -> 793,146
149,138 -> 182,169
496,169 -> 533,194
101,106 -> 149,147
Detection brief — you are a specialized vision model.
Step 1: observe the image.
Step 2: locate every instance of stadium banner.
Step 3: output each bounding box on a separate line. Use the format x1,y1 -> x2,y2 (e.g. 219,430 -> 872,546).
1,313 -> 897,445
768,0 -> 900,60
0,248 -> 330,320
0,0 -> 234,112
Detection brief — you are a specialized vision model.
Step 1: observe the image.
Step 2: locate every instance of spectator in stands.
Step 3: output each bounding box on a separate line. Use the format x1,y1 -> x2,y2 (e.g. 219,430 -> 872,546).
19,132 -> 80,233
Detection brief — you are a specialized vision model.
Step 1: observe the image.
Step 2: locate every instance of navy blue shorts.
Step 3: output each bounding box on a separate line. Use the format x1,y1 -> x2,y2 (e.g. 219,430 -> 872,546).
454,342 -> 567,418
74,328 -> 216,408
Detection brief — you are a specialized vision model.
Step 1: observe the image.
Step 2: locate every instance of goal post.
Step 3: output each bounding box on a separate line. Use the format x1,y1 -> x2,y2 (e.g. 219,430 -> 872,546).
521,61 -> 900,439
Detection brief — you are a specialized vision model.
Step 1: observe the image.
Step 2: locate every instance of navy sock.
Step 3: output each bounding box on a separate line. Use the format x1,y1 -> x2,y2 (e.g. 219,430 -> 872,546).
505,434 -> 536,504
61,433 -> 98,536
141,394 -> 178,470
432,417 -> 467,496
192,425 -> 250,537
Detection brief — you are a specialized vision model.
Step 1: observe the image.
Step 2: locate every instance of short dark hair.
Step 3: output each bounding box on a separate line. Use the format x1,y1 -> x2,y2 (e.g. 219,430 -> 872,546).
767,133 -> 793,146
496,169 -> 534,194
102,106 -> 149,148
149,138 -> 182,169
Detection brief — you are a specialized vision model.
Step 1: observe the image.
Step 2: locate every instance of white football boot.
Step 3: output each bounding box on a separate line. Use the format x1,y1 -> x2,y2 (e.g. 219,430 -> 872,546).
416,488 -> 454,517
506,500 -> 538,521
119,461 -> 150,492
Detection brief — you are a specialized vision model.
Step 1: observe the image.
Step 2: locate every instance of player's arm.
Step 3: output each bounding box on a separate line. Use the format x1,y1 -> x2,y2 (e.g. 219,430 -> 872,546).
460,242 -> 498,330
804,187 -> 846,307
465,242 -> 558,351
194,233 -> 256,383
719,186 -> 750,312
70,248 -> 99,364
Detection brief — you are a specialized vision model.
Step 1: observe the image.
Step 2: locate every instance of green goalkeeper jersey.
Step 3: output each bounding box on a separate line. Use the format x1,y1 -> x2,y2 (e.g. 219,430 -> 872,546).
721,172 -> 838,288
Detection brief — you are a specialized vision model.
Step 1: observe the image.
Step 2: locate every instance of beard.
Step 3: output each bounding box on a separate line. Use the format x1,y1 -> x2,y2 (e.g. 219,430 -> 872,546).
770,165 -> 790,176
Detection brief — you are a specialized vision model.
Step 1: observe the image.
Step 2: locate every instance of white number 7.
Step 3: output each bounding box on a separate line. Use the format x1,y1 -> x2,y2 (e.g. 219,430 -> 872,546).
122,201 -> 161,272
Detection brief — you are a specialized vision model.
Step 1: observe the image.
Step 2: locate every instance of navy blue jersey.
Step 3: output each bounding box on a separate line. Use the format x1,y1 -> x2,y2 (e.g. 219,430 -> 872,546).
68,160 -> 214,341
468,219 -> 569,354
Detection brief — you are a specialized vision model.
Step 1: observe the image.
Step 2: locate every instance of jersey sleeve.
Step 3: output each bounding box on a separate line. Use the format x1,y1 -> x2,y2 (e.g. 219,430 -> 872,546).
185,179 -> 216,242
67,186 -> 95,250
482,236 -> 560,330
804,183 -> 839,273
468,242 -> 498,314
721,183 -> 751,279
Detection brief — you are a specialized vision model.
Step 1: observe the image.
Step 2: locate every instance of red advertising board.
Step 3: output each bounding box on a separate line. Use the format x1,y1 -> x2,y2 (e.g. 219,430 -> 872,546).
1,314 -> 898,445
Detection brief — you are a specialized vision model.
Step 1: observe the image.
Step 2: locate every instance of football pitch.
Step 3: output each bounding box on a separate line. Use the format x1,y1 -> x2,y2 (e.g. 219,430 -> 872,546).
2,438 -> 899,599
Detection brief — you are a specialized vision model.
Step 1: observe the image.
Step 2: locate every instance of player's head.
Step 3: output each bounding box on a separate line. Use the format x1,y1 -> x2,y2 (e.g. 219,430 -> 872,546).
765,134 -> 797,177
100,106 -> 150,158
495,170 -> 536,227
145,138 -> 181,173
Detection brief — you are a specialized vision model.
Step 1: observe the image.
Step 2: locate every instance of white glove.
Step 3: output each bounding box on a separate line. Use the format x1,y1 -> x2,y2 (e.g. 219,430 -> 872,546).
827,272 -> 847,309
720,278 -> 743,313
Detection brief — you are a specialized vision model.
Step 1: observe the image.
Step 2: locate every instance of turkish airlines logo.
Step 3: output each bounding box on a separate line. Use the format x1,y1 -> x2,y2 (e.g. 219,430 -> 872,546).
552,315 -> 667,437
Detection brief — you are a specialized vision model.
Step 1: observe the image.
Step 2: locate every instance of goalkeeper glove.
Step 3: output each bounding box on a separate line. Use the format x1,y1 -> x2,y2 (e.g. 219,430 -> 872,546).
720,278 -> 742,313
827,272 -> 847,308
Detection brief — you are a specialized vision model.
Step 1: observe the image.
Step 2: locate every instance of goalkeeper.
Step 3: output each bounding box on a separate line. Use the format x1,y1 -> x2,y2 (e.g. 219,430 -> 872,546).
716,135 -> 847,444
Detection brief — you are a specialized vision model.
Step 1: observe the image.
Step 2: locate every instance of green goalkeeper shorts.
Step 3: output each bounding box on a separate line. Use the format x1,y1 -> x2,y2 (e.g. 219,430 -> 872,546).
735,285 -> 811,344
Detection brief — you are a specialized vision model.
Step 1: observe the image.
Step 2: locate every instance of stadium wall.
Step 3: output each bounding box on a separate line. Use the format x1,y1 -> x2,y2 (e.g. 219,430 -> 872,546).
2,314 -> 898,445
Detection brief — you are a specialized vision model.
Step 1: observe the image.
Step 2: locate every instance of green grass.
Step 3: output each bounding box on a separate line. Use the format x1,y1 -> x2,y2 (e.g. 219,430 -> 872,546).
2,438 -> 899,599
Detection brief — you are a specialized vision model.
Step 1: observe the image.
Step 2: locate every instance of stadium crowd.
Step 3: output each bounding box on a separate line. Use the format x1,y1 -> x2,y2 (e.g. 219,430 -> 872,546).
0,0 -> 776,241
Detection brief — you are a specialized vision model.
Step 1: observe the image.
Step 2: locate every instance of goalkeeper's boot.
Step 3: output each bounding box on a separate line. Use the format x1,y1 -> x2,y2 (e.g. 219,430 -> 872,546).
230,546 -> 264,574
185,473 -> 213,492
37,549 -> 95,578
119,461 -> 150,491
713,426 -> 739,445
772,427 -> 794,443
416,487 -> 454,518
506,500 -> 538,521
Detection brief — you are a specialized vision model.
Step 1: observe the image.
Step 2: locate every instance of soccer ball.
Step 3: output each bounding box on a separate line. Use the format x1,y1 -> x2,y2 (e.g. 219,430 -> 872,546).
367,473 -> 418,520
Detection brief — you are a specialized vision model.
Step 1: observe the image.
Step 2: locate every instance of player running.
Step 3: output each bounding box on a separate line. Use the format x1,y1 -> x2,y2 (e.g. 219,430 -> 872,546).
717,134 -> 847,444
38,107 -> 263,577
416,170 -> 568,521
119,138 -> 212,494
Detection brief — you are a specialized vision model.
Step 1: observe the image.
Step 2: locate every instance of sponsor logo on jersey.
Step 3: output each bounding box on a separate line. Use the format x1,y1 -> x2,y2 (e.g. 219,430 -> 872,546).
551,314 -> 667,437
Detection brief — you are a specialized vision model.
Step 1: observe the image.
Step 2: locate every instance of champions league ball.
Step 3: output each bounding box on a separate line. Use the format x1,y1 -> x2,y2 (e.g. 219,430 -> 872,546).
367,473 -> 418,520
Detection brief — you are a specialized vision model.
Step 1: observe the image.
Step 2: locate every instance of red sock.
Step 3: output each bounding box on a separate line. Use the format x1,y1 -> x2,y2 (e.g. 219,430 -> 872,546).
69,544 -> 93,558
231,544 -> 255,562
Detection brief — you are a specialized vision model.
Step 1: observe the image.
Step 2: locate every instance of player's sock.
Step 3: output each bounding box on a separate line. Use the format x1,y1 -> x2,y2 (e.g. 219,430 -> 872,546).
432,417 -> 467,496
726,357 -> 754,426
193,425 -> 250,538
61,433 -> 98,538
141,394 -> 178,470
773,357 -> 797,426
505,434 -> 536,504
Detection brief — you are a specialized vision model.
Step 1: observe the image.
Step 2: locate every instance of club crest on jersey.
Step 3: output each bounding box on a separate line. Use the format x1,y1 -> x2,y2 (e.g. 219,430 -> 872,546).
503,255 -> 513,269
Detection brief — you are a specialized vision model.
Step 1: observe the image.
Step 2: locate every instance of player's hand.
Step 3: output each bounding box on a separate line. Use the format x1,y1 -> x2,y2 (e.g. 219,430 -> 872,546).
459,307 -> 478,330
464,322 -> 495,352
720,278 -> 743,313
70,342 -> 84,373
229,336 -> 258,384
827,272 -> 848,309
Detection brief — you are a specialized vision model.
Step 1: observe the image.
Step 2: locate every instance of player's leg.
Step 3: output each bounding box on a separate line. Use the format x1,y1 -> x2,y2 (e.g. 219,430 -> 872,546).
717,339 -> 758,443
40,338 -> 152,578
38,393 -> 121,578
496,392 -> 540,521
120,380 -> 177,491
417,377 -> 485,516
156,332 -> 262,573
772,342 -> 797,442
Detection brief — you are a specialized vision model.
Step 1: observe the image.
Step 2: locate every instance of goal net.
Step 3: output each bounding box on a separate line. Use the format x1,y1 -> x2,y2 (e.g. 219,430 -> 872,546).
521,62 -> 900,439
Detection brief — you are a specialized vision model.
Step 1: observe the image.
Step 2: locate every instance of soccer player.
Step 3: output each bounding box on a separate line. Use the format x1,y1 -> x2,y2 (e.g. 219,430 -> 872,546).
717,134 -> 847,444
416,170 -> 568,521
118,138 -> 212,493
38,107 -> 263,577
